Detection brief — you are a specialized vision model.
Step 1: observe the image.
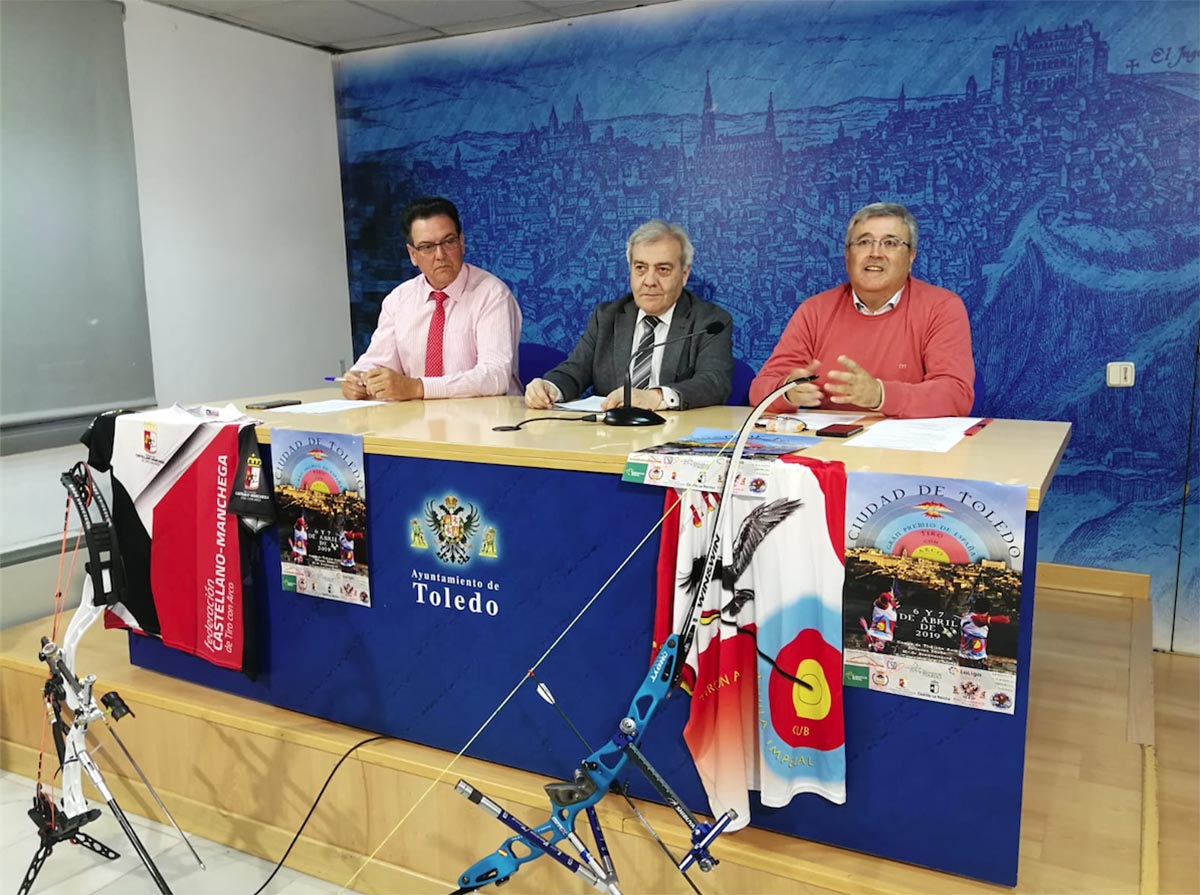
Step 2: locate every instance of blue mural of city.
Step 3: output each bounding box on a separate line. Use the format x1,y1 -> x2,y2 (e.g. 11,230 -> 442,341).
332,0 -> 1200,651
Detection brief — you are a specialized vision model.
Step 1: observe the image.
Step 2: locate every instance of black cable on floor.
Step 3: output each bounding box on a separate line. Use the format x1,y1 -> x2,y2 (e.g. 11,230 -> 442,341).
251,734 -> 391,895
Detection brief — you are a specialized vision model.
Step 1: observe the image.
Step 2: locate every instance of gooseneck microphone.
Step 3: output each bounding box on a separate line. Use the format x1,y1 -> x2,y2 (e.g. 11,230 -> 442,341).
604,320 -> 727,427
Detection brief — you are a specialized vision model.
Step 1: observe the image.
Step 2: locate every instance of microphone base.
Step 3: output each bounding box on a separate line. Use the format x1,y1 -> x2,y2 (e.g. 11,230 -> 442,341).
603,407 -> 666,427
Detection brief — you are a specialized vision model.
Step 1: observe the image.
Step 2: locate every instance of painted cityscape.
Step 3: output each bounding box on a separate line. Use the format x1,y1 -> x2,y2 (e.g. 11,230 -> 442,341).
333,1 -> 1199,650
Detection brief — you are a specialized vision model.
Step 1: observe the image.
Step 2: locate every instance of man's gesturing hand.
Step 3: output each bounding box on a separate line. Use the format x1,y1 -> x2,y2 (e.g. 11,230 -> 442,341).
823,355 -> 882,409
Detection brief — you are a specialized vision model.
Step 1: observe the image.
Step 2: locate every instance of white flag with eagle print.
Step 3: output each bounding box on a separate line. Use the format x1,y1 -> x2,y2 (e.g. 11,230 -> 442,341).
655,455 -> 847,827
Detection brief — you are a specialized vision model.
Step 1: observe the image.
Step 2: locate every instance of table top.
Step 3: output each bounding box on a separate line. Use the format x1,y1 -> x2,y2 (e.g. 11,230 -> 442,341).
232,389 -> 1071,511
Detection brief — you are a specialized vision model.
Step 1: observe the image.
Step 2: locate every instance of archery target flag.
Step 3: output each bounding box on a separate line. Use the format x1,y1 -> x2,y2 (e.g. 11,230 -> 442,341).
657,456 -> 847,827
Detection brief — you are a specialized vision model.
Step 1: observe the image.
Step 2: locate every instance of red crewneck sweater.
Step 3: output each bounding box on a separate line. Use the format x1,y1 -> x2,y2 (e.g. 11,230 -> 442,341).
749,277 -> 975,418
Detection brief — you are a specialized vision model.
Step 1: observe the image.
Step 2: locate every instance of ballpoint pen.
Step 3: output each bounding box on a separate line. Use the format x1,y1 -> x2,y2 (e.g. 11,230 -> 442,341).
964,418 -> 994,436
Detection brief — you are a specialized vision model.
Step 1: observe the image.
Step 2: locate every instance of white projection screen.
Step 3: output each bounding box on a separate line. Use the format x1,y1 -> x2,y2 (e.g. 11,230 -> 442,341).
1,0 -> 155,453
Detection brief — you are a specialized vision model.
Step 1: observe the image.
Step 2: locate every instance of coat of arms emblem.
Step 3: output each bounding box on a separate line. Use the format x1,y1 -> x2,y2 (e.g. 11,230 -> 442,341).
425,495 -> 480,564
143,424 -> 157,454
244,454 -> 262,489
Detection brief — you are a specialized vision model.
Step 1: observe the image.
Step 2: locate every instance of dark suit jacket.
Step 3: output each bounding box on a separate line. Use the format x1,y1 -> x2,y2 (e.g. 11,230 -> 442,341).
545,290 -> 733,409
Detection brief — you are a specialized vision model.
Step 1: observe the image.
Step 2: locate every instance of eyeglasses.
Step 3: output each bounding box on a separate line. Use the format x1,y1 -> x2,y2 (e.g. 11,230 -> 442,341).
410,234 -> 462,256
847,237 -> 910,252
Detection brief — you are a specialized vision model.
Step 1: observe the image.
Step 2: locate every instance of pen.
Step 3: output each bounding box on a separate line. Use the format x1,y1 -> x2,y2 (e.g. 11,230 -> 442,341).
324,376 -> 347,382
964,418 -> 994,436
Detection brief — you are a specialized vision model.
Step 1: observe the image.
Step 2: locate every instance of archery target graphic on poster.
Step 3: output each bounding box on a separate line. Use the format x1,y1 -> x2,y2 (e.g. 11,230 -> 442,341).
273,429 -> 370,607
842,474 -> 1027,714
857,495 -> 1022,570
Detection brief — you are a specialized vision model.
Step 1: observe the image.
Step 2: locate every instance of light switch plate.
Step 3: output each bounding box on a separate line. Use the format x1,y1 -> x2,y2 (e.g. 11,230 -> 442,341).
1106,361 -> 1135,387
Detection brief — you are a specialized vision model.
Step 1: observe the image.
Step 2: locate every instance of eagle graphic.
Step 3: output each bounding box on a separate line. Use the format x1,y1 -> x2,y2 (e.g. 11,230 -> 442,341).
425,496 -> 481,564
679,497 -> 813,691
914,501 -> 951,518
681,497 -> 803,614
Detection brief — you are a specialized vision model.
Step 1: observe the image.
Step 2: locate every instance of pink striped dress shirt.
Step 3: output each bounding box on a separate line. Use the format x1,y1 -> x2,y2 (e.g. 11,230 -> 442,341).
350,263 -> 522,399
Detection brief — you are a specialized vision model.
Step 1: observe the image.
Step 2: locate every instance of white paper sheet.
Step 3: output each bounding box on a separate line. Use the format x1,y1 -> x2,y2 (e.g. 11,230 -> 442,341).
555,395 -> 607,412
842,417 -> 981,452
275,399 -> 387,414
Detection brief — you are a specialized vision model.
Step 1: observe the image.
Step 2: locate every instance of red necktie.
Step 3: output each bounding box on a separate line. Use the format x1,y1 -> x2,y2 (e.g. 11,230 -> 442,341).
425,291 -> 448,377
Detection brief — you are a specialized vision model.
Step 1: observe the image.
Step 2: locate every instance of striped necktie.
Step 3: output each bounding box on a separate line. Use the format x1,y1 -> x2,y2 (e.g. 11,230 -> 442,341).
630,315 -> 660,390
424,291 -> 448,377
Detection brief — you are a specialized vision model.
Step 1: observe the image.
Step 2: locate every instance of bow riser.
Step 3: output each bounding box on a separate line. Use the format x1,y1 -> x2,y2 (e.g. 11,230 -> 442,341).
455,781 -> 609,891
455,633 -> 681,892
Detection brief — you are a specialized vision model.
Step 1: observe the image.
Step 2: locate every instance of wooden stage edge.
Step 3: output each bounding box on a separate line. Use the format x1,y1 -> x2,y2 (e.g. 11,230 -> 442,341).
1,587 -> 1154,895
1036,562 -> 1152,601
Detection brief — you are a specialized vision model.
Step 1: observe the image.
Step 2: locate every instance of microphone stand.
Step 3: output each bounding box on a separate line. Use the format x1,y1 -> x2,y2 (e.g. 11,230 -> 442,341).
604,377 -> 666,427
603,320 -> 726,428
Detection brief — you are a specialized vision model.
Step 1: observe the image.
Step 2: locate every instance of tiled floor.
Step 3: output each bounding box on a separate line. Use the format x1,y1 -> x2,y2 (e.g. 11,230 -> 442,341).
0,770 -> 345,895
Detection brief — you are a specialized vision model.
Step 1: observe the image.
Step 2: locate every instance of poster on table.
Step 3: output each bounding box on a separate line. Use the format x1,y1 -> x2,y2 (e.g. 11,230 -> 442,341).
273,429 -> 370,606
841,473 -> 1027,714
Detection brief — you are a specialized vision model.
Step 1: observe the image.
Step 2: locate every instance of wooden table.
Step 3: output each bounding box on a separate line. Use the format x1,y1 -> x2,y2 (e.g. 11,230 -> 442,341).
129,390 -> 1070,886
247,390 -> 1067,509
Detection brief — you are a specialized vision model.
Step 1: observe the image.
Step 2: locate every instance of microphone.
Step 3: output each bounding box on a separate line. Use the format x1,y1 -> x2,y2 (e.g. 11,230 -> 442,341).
604,320 -> 727,427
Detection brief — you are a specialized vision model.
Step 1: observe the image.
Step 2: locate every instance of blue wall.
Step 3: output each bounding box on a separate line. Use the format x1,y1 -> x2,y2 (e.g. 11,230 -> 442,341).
333,0 -> 1200,652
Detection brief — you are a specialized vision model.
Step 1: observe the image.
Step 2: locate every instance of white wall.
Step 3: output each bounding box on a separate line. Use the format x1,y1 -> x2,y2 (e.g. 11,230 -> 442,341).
124,0 -> 351,405
2,1 -> 350,625
0,444 -> 91,551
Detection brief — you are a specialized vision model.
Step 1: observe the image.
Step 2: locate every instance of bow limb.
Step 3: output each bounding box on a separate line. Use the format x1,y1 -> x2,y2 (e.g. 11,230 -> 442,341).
673,380 -> 800,673
39,460 -> 138,825
37,465 -> 113,819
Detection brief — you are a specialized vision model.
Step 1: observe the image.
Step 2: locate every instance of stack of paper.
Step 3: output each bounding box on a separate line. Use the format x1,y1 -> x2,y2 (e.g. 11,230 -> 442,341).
622,427 -> 818,494
843,417 -> 982,452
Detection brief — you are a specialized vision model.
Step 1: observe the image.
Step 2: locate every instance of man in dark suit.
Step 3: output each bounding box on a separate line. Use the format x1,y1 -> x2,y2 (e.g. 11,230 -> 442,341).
525,220 -> 733,411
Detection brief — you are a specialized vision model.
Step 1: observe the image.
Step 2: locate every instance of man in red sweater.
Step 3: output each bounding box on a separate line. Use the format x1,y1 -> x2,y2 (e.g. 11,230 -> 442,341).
749,203 -> 974,418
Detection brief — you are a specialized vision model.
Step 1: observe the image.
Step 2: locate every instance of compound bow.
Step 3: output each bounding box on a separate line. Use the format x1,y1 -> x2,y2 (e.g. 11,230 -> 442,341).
20,462 -> 203,895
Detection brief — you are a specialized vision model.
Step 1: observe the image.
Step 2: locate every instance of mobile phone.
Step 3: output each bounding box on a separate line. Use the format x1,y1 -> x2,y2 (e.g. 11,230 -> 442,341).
816,423 -> 864,438
245,399 -> 301,410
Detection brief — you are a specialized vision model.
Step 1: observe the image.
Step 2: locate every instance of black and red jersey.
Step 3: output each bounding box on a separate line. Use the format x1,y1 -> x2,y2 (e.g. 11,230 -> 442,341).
83,406 -> 273,675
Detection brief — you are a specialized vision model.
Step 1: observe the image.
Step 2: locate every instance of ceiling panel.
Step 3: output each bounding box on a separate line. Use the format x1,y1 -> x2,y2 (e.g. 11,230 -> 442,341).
331,28 -> 445,51
149,0 -> 680,51
531,0 -> 667,11
161,0 -> 281,13
226,1 -> 421,44
438,10 -> 563,37
358,1 -> 539,29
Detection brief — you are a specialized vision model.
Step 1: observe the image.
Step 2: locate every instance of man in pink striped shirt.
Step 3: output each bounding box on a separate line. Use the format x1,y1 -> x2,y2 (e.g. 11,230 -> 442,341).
342,196 -> 522,402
